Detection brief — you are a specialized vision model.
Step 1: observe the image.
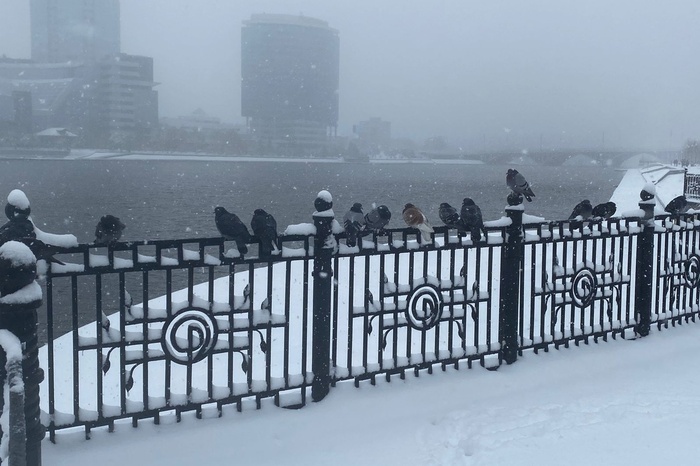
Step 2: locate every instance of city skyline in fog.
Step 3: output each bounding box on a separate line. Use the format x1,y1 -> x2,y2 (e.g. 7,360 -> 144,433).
1,0 -> 699,151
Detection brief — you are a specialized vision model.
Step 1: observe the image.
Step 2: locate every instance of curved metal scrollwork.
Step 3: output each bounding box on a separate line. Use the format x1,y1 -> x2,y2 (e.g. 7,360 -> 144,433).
684,255 -> 700,289
161,307 -> 218,364
405,284 -> 442,331
570,268 -> 597,308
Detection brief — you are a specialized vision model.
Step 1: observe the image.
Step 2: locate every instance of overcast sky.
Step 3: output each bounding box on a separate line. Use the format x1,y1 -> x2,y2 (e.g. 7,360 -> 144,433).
1,0 -> 699,151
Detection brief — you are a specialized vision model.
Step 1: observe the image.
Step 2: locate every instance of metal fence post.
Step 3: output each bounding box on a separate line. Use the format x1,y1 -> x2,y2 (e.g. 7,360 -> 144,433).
311,191 -> 335,401
499,194 -> 524,365
634,192 -> 655,337
0,241 -> 44,466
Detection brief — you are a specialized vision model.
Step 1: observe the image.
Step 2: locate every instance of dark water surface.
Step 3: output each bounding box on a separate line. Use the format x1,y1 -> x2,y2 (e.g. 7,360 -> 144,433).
0,159 -> 624,241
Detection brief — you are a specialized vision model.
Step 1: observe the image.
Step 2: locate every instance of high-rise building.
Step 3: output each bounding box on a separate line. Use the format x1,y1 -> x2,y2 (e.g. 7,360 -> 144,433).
10,1 -> 158,146
30,0 -> 121,63
241,14 -> 339,155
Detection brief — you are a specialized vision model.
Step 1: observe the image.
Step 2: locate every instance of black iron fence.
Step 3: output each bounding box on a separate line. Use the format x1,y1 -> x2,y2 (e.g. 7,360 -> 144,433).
4,190 -> 700,450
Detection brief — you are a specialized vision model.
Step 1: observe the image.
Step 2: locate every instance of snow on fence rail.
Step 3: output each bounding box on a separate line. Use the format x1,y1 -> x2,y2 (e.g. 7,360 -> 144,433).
5,190 -> 700,444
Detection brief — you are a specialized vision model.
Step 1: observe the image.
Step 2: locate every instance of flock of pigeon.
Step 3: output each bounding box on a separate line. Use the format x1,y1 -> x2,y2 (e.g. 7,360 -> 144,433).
0,169 -> 692,263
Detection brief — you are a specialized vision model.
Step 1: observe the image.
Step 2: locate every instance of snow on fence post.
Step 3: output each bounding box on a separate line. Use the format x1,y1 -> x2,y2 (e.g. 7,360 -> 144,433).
311,190 -> 336,402
634,187 -> 655,337
0,241 -> 44,466
499,193 -> 524,365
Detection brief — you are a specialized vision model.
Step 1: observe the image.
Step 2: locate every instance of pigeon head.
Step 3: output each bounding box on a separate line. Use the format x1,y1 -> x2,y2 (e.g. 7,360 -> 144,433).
403,203 -> 415,212
507,169 -> 516,176
462,198 -> 475,206
377,205 -> 391,220
582,199 -> 591,205
350,203 -> 363,213
254,208 -> 267,216
214,206 -> 226,215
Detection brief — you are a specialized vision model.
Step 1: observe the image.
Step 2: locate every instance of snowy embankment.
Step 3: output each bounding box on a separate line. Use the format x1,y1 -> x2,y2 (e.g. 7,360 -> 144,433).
44,321 -> 700,466
610,163 -> 685,214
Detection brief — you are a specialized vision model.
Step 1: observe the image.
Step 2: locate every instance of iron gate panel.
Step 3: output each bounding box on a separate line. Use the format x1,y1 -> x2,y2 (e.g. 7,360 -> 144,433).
331,227 -> 502,383
654,215 -> 700,327
40,237 -> 314,438
520,218 -> 640,350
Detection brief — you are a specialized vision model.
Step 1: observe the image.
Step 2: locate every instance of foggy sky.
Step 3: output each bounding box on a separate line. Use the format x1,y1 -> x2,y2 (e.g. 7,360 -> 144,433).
1,0 -> 699,151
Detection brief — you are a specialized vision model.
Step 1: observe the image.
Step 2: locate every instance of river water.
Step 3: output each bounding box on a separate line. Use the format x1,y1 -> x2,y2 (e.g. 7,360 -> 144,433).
0,159 -> 624,241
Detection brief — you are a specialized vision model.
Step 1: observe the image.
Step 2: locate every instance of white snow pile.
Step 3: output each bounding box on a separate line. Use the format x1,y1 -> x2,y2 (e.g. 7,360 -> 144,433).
7,189 -> 29,210
0,240 -> 35,266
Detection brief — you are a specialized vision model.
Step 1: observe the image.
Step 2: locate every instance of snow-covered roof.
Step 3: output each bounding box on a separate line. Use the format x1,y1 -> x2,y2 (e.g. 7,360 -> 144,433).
36,127 -> 78,137
609,164 -> 686,214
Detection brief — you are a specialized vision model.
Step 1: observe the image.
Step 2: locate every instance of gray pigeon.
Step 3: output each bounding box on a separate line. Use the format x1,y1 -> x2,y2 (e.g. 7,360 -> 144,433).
506,169 -> 535,202
364,205 -> 391,234
343,203 -> 365,247
94,215 -> 126,246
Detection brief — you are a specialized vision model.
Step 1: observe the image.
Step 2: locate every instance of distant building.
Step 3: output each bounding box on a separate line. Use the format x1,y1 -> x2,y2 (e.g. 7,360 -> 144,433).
354,117 -> 391,154
30,0 -> 121,63
0,55 -> 158,145
3,1 -> 158,146
241,14 -> 339,156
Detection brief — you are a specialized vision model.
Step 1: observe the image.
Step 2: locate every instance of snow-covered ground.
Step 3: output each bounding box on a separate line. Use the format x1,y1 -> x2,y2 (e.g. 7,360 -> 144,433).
44,321 -> 700,465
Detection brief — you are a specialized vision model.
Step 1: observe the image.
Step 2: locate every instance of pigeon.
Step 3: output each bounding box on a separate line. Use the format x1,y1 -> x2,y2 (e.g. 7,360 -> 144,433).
568,200 -> 593,220
94,214 -> 126,246
402,203 -> 434,243
439,202 -> 461,229
214,207 -> 252,254
506,169 -> 535,202
665,195 -> 688,215
460,198 -> 485,242
343,203 -> 365,247
251,208 -> 278,257
592,201 -> 617,219
364,205 -> 392,234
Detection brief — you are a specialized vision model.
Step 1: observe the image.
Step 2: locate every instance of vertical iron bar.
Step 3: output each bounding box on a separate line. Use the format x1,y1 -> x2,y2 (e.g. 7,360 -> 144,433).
499,203 -> 523,364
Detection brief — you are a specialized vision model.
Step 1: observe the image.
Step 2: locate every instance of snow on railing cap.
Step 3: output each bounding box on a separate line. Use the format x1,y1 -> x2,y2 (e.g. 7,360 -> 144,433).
317,190 -> 332,203
0,240 -> 36,266
642,183 -> 656,195
7,189 -> 30,209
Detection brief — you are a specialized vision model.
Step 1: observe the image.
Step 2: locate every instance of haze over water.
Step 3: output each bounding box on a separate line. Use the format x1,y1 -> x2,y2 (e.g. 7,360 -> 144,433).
0,159 -> 623,242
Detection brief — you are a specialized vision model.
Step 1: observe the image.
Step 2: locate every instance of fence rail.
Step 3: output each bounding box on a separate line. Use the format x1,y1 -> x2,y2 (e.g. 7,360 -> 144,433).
4,190 -> 700,449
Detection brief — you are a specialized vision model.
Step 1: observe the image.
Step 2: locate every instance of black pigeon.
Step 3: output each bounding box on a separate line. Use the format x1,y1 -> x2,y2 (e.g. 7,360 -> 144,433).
343,203 -> 365,247
592,202 -> 616,219
569,200 -> 593,220
364,205 -> 392,235
439,202 -> 461,229
251,209 -> 278,257
460,198 -> 485,242
94,215 -> 126,246
215,207 -> 251,255
665,195 -> 688,215
506,169 -> 535,202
